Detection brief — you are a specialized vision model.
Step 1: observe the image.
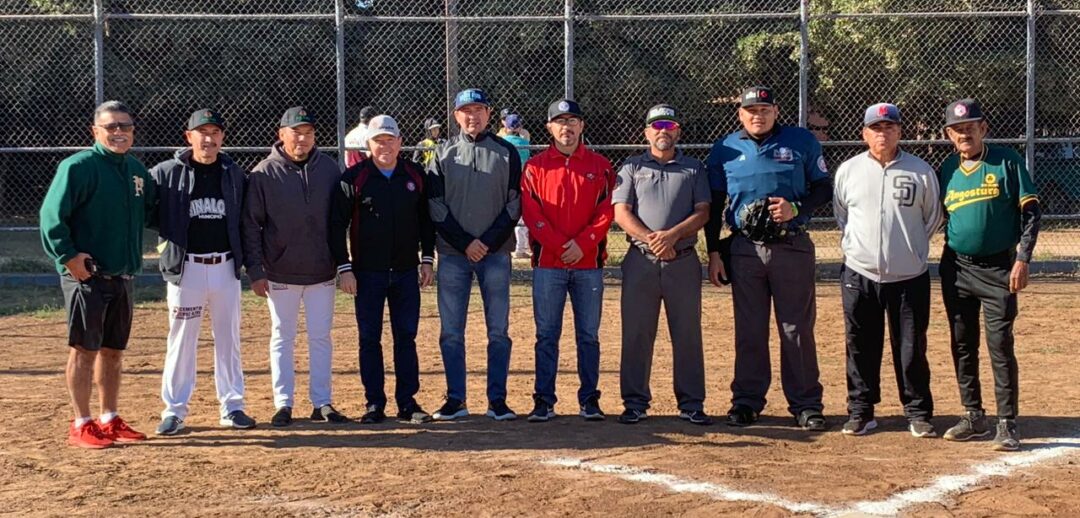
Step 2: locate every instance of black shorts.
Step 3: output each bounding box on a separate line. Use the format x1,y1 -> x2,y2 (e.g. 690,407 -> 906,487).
60,275 -> 135,351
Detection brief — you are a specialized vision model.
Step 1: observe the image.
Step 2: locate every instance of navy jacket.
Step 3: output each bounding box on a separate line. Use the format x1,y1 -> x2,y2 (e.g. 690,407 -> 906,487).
149,149 -> 247,284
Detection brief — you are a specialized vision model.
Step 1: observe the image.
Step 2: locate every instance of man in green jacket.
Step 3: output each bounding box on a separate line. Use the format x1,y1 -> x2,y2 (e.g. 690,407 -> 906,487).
40,100 -> 157,449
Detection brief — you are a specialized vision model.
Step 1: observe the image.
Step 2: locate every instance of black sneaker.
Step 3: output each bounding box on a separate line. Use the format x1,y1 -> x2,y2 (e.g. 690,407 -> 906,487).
726,404 -> 758,427
909,419 -> 936,438
360,405 -> 386,424
841,415 -> 877,436
311,404 -> 350,423
618,408 -> 647,424
486,399 -> 518,421
580,396 -> 605,421
156,415 -> 185,436
992,419 -> 1020,451
220,410 -> 256,429
271,406 -> 293,427
678,410 -> 713,425
943,410 -> 991,442
527,397 -> 555,423
396,405 -> 432,424
797,409 -> 828,431
432,398 -> 469,421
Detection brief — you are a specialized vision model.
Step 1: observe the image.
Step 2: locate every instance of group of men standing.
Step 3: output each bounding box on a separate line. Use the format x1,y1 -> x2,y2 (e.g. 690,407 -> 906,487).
40,87 -> 1039,453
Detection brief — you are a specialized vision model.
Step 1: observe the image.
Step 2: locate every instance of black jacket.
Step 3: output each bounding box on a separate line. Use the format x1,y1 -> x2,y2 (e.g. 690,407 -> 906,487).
329,158 -> 435,273
148,149 -> 246,284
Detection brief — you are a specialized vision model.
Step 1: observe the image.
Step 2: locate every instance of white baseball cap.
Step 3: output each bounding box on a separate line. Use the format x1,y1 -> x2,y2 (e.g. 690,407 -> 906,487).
366,115 -> 400,139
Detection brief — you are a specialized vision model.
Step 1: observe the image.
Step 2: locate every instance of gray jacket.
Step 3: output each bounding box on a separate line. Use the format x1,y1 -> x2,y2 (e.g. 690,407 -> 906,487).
242,142 -> 340,285
426,131 -> 522,256
834,150 -> 943,283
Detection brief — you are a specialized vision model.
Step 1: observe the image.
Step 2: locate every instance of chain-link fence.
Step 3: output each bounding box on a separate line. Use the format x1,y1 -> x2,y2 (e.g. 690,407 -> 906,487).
3,0 -> 1080,262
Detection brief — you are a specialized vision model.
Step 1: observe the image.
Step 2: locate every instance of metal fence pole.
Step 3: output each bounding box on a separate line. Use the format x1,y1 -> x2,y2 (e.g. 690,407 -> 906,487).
445,0 -> 459,131
335,0 -> 346,167
93,0 -> 104,105
564,0 -> 574,100
1026,0 -> 1037,176
798,0 -> 810,127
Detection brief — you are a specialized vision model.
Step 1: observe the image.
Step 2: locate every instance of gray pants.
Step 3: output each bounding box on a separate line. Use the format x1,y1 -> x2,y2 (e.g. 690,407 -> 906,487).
619,247 -> 706,412
730,234 -> 823,416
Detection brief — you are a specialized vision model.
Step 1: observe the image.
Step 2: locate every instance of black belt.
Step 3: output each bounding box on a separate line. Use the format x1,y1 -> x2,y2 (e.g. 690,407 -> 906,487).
188,252 -> 233,265
733,227 -> 805,244
948,247 -> 1013,265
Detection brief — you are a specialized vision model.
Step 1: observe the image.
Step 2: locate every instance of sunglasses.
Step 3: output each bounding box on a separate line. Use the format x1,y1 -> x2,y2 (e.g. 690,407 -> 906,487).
96,122 -> 135,132
650,120 -> 679,131
551,117 -> 582,127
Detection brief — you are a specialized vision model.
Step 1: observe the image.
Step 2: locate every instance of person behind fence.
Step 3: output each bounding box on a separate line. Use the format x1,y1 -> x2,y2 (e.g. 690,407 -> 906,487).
243,106 -> 349,427
613,103 -> 712,426
937,99 -> 1041,451
344,105 -> 378,168
329,115 -> 437,425
498,106 -> 531,142
832,103 -> 943,438
149,109 -> 255,436
501,113 -> 534,259
520,99 -> 615,423
427,88 -> 523,422
705,86 -> 832,432
412,117 -> 444,168
40,100 -> 156,448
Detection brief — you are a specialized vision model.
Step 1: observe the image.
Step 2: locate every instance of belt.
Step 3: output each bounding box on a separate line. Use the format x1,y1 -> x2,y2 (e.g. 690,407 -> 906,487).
188,252 -> 233,265
948,247 -> 1013,265
97,273 -> 134,281
733,226 -> 805,244
639,246 -> 696,262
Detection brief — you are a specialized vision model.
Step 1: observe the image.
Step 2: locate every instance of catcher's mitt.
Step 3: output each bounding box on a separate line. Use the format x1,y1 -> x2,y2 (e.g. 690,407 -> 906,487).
737,198 -> 789,243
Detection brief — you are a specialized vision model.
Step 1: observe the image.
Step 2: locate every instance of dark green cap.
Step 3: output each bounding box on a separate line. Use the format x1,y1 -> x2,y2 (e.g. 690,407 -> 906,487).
280,106 -> 315,128
186,108 -> 225,131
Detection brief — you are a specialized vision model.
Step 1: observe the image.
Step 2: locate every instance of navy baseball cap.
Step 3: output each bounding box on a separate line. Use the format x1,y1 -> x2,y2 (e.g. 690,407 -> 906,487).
945,98 -> 984,128
454,88 -> 490,110
187,108 -> 225,131
863,103 -> 901,126
280,106 -> 315,128
505,114 -> 523,129
740,86 -> 775,107
548,99 -> 584,121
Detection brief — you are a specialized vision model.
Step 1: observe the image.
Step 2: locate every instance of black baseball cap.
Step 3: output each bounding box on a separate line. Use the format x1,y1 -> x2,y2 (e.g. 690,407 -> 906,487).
186,108 -> 225,131
740,86 -> 776,108
944,98 -> 984,128
548,99 -> 584,121
280,106 -> 315,128
359,105 -> 378,122
645,104 -> 680,125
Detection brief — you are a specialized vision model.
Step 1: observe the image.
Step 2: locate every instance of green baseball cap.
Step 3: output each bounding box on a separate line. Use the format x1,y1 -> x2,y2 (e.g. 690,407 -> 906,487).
187,108 -> 225,131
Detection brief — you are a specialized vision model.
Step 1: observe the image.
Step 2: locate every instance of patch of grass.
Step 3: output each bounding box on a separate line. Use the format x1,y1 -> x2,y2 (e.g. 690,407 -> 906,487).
0,229 -> 161,273
0,285 -> 165,318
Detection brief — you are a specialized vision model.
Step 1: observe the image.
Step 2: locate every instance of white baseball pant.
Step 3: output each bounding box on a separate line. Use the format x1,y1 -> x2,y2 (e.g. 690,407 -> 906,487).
161,255 -> 245,420
267,279 -> 336,410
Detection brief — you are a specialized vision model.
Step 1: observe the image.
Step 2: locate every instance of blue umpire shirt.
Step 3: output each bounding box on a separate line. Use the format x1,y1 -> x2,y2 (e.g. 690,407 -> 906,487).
706,125 -> 830,232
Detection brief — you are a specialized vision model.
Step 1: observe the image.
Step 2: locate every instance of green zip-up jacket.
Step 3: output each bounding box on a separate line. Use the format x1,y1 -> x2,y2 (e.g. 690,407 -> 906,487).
40,142 -> 156,276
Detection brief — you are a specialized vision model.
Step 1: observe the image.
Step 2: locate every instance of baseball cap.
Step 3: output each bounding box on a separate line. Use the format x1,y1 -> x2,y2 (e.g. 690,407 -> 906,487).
454,88 -> 490,110
644,103 -> 680,125
740,86 -> 775,108
945,98 -> 984,128
548,99 -> 584,121
359,105 -> 378,122
500,107 -> 514,119
423,117 -> 442,130
187,108 -> 225,131
863,103 -> 901,126
365,115 -> 400,139
505,114 -> 523,129
279,106 -> 315,128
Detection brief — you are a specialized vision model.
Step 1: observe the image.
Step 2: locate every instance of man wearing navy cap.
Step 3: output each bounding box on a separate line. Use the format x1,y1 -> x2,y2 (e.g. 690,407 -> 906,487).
705,86 -> 833,431
427,89 -> 523,421
833,103 -> 943,438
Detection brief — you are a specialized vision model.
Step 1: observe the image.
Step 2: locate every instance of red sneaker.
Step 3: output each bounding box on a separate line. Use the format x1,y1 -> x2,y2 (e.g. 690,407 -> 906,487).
68,420 -> 114,449
99,416 -> 147,442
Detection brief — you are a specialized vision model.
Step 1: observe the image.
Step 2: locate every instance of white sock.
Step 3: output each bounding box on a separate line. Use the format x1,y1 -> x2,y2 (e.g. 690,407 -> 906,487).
75,416 -> 92,428
99,412 -> 118,424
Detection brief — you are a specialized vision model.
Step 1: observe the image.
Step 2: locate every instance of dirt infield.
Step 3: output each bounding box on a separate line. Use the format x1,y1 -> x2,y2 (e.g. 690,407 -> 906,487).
1,280 -> 1079,517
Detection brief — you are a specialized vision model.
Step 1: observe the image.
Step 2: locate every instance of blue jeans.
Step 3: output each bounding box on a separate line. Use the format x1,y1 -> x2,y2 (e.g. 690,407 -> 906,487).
354,269 -> 421,412
437,253 -> 512,403
532,267 -> 604,407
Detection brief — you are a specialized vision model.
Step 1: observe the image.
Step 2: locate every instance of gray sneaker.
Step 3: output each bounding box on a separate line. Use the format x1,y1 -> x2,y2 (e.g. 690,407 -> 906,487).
155,415 -> 185,436
220,410 -> 257,429
908,419 -> 937,438
992,419 -> 1021,451
841,416 -> 877,436
943,410 -> 990,441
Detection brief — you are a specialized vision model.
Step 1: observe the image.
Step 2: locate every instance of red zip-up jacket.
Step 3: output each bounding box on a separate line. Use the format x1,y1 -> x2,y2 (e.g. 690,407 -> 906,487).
521,143 -> 615,269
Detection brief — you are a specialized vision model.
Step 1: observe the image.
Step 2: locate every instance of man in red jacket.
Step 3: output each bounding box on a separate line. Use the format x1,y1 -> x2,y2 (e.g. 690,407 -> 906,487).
521,99 -> 615,422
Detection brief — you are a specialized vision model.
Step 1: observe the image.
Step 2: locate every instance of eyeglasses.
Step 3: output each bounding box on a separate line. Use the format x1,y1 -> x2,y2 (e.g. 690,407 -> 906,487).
551,117 -> 582,127
96,122 -> 135,132
650,120 -> 679,131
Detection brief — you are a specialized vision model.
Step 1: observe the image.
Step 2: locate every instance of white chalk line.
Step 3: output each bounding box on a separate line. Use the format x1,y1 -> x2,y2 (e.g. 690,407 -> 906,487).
543,437 -> 1080,517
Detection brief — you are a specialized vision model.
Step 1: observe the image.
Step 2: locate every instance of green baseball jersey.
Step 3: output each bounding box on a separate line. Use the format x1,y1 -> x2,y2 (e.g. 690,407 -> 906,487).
939,144 -> 1038,257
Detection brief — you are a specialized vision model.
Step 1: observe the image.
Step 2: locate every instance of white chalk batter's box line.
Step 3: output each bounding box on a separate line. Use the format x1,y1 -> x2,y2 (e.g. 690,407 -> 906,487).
543,436 -> 1080,517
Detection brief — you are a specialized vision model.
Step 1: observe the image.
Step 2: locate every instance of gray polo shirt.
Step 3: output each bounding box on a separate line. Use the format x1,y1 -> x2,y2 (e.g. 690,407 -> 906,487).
613,150 -> 711,251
